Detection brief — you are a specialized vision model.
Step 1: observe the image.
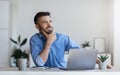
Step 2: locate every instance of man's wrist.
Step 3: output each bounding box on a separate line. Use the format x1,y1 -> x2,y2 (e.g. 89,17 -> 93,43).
46,40 -> 53,45
43,41 -> 52,50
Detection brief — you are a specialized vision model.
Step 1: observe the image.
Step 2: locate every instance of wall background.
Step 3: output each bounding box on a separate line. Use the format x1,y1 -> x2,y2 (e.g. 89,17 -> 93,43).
113,0 -> 120,70
0,0 -> 10,67
14,0 -> 113,53
3,0 -> 120,69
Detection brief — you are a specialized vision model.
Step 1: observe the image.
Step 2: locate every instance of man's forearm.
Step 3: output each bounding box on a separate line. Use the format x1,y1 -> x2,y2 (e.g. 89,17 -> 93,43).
39,31 -> 56,63
39,41 -> 52,63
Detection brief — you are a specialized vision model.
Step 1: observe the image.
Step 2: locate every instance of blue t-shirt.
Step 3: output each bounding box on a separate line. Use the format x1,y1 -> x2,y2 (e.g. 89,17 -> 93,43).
30,32 -> 80,68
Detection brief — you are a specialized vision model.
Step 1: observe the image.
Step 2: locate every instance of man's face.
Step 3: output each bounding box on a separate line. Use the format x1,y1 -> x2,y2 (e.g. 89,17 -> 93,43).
36,16 -> 53,34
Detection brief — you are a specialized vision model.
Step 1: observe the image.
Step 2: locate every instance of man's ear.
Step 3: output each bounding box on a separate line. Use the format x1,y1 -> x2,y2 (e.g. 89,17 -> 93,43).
35,24 -> 39,29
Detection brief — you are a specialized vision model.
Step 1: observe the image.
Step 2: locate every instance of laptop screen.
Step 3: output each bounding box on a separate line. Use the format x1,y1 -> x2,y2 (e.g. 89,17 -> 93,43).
67,49 -> 98,70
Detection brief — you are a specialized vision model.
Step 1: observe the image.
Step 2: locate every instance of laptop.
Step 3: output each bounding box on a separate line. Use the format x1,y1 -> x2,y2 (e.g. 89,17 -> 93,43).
66,49 -> 98,70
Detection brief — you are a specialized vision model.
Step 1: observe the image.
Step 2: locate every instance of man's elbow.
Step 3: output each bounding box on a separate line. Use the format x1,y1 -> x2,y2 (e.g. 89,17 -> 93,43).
35,56 -> 45,66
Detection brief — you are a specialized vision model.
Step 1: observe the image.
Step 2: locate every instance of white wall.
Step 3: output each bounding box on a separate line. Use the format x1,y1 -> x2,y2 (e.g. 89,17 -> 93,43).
106,0 -> 114,65
8,0 -> 120,69
0,0 -> 10,67
10,0 -> 18,39
15,0 -> 112,53
113,0 -> 120,70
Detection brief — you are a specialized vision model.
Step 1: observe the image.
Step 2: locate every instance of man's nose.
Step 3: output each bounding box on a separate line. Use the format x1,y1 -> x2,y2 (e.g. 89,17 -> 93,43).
47,22 -> 52,27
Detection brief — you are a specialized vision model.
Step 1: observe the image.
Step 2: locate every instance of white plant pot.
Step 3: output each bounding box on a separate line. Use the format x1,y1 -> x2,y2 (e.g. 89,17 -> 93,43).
85,47 -> 91,49
10,57 -> 16,67
100,61 -> 107,70
17,58 -> 27,71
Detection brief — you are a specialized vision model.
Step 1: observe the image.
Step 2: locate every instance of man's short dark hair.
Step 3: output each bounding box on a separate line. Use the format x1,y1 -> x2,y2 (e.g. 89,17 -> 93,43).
34,11 -> 50,24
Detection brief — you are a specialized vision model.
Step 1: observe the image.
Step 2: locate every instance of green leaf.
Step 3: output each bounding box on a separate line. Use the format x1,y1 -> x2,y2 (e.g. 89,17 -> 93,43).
18,35 -> 21,43
12,49 -> 22,59
22,51 -> 28,58
97,55 -> 109,62
20,38 -> 27,46
82,41 -> 90,48
10,38 -> 18,44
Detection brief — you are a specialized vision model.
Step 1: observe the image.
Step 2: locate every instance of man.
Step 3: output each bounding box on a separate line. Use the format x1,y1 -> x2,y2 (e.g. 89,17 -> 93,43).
30,11 -> 80,68
30,11 -> 112,69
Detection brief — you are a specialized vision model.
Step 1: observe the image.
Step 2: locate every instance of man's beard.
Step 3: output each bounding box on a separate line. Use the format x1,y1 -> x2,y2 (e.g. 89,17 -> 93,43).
45,27 -> 53,34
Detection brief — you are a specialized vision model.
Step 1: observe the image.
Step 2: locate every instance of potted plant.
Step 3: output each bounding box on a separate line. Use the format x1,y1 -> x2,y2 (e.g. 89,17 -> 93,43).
98,55 -> 109,70
10,35 -> 28,70
81,41 -> 91,49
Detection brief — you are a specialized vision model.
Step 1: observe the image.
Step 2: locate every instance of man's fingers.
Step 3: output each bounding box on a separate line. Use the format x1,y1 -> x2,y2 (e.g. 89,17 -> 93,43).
42,31 -> 47,36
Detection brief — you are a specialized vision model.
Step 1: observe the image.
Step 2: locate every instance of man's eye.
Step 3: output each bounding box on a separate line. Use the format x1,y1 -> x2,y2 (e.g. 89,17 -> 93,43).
50,20 -> 52,23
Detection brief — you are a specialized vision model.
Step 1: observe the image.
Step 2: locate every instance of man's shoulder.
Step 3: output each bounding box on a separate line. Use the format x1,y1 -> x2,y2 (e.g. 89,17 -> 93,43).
30,33 -> 39,40
55,32 -> 67,36
55,32 -> 68,38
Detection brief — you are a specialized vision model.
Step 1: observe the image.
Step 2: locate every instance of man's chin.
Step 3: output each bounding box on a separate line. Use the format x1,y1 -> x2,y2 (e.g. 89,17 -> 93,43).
46,31 -> 53,34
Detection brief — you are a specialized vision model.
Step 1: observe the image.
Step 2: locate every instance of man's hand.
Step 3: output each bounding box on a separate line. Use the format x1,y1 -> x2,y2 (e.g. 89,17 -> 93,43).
42,31 -> 56,44
39,31 -> 56,63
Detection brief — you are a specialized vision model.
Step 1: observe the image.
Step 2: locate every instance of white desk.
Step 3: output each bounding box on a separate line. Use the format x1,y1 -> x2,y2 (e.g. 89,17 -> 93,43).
0,67 -> 118,72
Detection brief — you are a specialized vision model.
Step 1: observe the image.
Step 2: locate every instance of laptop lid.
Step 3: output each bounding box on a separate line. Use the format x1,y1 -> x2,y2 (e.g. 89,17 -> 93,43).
67,49 -> 98,70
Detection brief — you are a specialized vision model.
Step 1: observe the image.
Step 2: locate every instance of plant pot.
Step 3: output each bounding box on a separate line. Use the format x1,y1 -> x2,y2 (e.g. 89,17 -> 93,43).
99,61 -> 107,70
10,57 -> 16,67
17,58 -> 27,71
85,47 -> 91,49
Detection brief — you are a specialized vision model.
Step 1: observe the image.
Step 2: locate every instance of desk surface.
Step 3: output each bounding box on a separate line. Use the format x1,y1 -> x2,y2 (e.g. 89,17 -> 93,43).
0,67 -> 118,72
